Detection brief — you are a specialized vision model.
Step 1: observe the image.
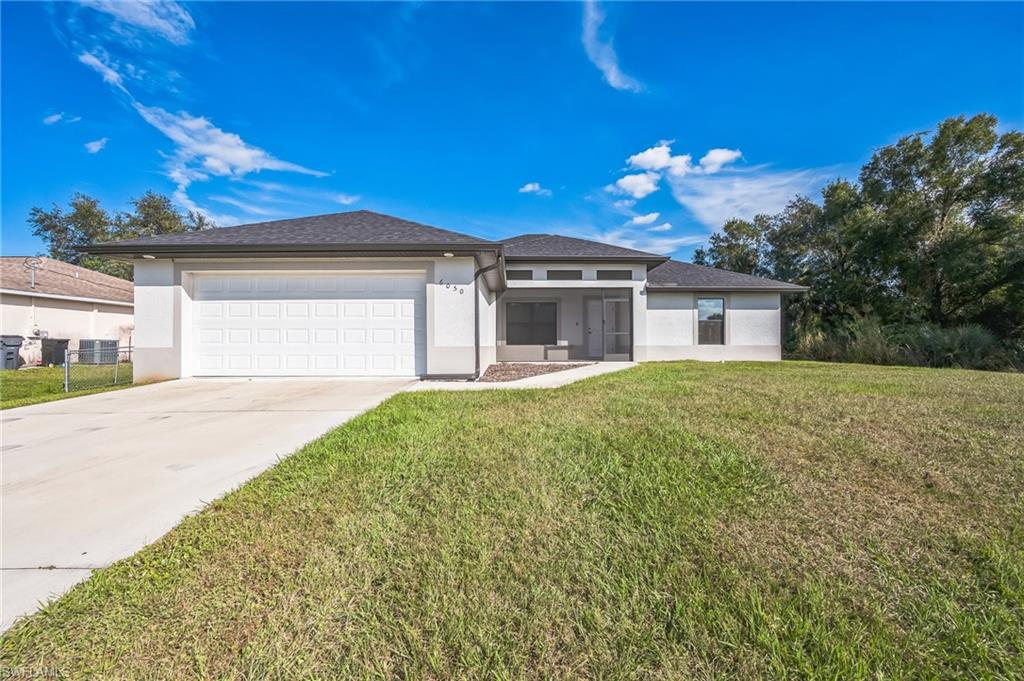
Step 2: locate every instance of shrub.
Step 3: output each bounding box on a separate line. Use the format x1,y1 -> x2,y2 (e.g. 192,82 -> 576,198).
790,327 -> 841,362
787,318 -> 1019,372
846,316 -> 899,365
896,323 -> 1008,370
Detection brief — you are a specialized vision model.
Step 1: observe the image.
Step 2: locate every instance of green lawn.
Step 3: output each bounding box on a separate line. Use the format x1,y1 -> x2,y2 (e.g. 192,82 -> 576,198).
0,364 -> 134,410
2,361 -> 1022,678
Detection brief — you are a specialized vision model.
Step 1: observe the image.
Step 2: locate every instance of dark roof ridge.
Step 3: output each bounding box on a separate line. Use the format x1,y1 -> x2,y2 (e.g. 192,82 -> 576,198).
647,258 -> 807,291
83,210 -> 497,253
500,233 -> 666,261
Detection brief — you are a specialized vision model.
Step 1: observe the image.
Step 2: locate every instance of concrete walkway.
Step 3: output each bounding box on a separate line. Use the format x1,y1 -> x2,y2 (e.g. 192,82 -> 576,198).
1,377 -> 410,632
405,361 -> 637,392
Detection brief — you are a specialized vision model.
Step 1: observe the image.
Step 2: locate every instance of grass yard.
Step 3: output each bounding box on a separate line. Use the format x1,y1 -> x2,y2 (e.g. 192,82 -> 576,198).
2,361 -> 1022,678
0,364 -> 134,410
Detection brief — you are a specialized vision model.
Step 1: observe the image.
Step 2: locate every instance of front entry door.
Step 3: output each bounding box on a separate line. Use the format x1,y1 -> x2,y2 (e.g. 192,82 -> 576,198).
584,292 -> 632,360
602,293 -> 632,361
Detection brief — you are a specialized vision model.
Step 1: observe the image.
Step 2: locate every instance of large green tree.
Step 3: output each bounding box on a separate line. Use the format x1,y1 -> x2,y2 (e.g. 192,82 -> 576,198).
692,216 -> 772,277
694,114 -> 1024,343
28,194 -> 110,266
28,192 -> 212,280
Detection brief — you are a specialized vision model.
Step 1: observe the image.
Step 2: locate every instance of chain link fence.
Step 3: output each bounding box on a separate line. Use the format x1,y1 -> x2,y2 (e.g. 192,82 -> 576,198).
64,345 -> 133,392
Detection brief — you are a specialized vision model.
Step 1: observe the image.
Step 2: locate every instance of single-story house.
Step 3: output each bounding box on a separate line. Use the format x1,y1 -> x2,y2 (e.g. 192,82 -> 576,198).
0,256 -> 134,366
83,210 -> 806,382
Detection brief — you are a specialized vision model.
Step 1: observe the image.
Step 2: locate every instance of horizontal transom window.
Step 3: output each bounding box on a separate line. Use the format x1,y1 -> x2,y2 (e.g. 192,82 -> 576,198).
507,270 -> 533,280
546,270 -> 582,281
596,270 -> 632,280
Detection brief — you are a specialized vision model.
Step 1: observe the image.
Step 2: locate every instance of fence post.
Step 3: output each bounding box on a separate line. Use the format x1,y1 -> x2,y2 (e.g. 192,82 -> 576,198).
114,349 -> 119,384
64,348 -> 70,393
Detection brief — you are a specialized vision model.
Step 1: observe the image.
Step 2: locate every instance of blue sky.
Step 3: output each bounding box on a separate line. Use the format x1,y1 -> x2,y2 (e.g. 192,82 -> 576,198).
2,1 -> 1022,260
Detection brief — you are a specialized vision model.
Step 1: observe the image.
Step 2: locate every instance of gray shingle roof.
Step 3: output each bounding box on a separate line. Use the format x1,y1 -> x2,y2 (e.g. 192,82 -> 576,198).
0,257 -> 133,303
76,208 -> 804,293
85,210 -> 497,254
647,259 -> 807,292
501,234 -> 666,261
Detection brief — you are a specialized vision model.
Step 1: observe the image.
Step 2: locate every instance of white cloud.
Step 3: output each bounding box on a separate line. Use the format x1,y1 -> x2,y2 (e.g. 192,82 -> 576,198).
78,51 -> 129,93
135,103 -> 326,180
606,171 -> 660,199
700,148 -> 743,174
209,195 -> 276,216
648,222 -> 672,233
79,0 -> 195,45
627,212 -> 660,226
44,112 -> 81,125
129,103 -> 326,224
612,199 -> 636,209
587,227 -> 704,255
518,182 -> 552,197
627,141 -> 695,177
668,166 -> 830,229
612,141 -> 744,204
336,193 -> 360,205
582,0 -> 643,93
627,140 -> 742,178
71,9 -> 336,225
84,137 -> 108,153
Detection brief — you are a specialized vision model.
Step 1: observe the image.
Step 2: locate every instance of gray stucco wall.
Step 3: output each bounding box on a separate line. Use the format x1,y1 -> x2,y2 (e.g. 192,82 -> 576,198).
639,290 -> 782,361
132,256 -> 483,381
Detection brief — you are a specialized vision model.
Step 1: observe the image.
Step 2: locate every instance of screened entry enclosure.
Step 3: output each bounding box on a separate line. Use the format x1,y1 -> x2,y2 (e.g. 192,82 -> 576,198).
498,288 -> 634,362
583,290 -> 633,361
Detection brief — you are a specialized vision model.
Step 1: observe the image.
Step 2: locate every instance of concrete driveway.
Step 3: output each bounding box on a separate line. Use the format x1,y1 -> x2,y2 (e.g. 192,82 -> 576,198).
1,377 -> 411,631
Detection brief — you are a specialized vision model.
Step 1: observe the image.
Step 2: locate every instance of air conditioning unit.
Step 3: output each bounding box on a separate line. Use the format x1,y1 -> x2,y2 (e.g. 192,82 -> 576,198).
79,339 -> 118,364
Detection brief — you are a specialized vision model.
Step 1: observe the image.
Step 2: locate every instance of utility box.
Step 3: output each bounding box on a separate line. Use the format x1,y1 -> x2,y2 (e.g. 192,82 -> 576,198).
79,339 -> 118,364
1,335 -> 24,370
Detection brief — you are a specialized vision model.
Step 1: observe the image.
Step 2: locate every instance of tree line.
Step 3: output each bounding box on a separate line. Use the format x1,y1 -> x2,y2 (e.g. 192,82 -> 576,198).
28,192 -> 213,281
693,114 -> 1023,370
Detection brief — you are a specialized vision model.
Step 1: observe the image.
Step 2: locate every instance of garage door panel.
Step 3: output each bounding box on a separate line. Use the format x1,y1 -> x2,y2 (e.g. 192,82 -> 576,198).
192,273 -> 425,377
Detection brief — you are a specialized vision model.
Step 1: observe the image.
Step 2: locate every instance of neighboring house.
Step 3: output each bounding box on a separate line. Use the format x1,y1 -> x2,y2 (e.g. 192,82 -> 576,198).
0,257 -> 134,366
83,211 -> 806,382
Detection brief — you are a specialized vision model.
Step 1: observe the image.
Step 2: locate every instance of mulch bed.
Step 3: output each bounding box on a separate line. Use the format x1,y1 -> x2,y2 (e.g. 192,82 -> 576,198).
479,362 -> 592,383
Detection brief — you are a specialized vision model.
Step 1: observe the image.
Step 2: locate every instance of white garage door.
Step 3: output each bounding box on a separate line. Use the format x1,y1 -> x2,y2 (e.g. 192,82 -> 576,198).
191,272 -> 426,377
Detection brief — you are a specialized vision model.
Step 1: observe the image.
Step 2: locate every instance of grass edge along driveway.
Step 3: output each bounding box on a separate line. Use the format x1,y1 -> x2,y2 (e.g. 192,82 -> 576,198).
0,365 -> 137,410
2,361 -> 1022,678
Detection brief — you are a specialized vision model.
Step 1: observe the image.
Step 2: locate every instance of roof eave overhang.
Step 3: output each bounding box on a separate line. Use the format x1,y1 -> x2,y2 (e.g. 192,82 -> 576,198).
504,255 -> 668,266
646,285 -> 809,293
81,243 -> 503,261
0,287 -> 134,307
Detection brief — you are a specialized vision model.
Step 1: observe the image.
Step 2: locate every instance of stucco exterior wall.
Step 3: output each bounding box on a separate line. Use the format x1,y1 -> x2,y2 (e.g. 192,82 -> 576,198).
132,259 -> 182,381
426,257 -> 477,376
0,292 -> 133,366
477,279 -> 497,373
130,256 -> 788,381
132,256 -> 482,381
640,290 -> 782,361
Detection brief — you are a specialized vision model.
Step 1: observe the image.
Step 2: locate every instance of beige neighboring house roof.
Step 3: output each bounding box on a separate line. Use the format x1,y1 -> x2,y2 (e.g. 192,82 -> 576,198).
0,257 -> 133,305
